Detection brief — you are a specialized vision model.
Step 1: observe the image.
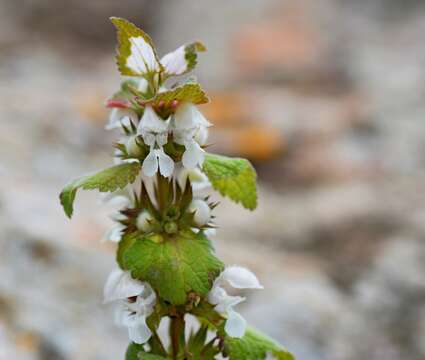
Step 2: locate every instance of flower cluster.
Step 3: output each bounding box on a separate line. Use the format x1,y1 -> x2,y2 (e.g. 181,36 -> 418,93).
108,101 -> 210,178
103,266 -> 262,344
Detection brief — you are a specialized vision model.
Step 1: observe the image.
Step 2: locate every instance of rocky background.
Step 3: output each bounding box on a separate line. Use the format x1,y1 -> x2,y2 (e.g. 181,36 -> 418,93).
1,0 -> 425,359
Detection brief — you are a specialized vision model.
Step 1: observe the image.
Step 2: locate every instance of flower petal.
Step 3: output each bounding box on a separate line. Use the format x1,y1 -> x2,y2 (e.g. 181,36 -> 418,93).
174,102 -> 211,130
103,269 -> 145,303
225,310 -> 247,338
188,199 -> 211,226
157,148 -> 174,178
219,266 -> 263,289
176,165 -> 210,191
127,314 -> 152,344
106,108 -> 138,130
182,141 -> 205,169
138,106 -> 169,135
101,187 -> 133,208
203,228 -> 217,237
103,223 -> 126,243
194,126 -> 209,146
142,149 -> 159,177
212,292 -> 245,313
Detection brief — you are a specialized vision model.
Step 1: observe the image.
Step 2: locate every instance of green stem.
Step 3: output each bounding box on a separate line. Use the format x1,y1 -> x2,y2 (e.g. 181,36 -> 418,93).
156,173 -> 168,214
170,315 -> 185,359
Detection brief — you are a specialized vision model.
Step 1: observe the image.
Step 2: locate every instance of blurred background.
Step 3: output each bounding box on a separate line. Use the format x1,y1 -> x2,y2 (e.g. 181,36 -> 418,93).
1,0 -> 425,359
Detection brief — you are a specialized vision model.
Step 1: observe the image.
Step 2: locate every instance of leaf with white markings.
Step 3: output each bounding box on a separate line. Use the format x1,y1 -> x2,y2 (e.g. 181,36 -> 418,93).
161,42 -> 206,76
59,162 -> 141,218
111,17 -> 162,76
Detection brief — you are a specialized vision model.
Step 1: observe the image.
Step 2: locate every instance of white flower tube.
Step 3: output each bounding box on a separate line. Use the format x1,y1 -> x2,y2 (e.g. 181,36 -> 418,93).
173,102 -> 211,169
104,269 -> 156,344
136,210 -> 154,232
188,199 -> 211,226
106,108 -> 138,130
175,164 -> 210,192
103,223 -> 126,243
208,266 -> 262,338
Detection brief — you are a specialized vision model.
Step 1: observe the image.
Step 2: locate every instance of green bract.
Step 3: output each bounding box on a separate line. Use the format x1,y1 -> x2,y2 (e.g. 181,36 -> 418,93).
126,343 -> 167,360
60,162 -> 140,218
153,82 -> 209,106
203,154 -> 258,210
118,230 -> 224,305
225,328 -> 295,360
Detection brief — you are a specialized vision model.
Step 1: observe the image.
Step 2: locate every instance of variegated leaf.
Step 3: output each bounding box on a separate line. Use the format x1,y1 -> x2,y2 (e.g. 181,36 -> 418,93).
111,17 -> 162,76
161,42 -> 206,76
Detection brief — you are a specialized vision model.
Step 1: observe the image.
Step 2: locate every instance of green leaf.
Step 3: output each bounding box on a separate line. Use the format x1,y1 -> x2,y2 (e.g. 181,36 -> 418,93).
153,82 -> 209,107
121,230 -> 224,305
203,154 -> 257,210
60,162 -> 141,218
111,17 -> 162,76
225,328 -> 295,360
126,343 -> 167,360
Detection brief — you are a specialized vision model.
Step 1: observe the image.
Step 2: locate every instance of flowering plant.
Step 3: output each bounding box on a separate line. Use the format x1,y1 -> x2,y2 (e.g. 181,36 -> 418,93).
60,17 -> 294,360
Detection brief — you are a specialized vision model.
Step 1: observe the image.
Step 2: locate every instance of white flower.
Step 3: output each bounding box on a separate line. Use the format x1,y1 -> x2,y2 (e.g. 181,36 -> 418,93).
136,210 -> 154,232
174,102 -> 211,130
127,37 -> 160,74
138,106 -> 174,177
106,108 -> 138,130
175,165 -> 210,192
188,199 -> 211,226
208,266 -> 263,338
104,269 -> 156,344
173,103 -> 211,169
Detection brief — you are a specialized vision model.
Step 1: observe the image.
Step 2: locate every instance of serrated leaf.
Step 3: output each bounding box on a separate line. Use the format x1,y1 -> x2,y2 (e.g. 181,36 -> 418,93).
60,162 -> 141,218
111,17 -> 162,76
126,343 -> 167,360
161,42 -> 206,76
225,328 -> 295,360
203,154 -> 257,210
121,231 -> 224,305
153,82 -> 209,107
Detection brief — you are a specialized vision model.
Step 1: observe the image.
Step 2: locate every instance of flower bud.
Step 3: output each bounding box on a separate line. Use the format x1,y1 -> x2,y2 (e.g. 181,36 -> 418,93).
164,221 -> 178,234
136,210 -> 154,232
188,199 -> 211,226
126,135 -> 143,157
